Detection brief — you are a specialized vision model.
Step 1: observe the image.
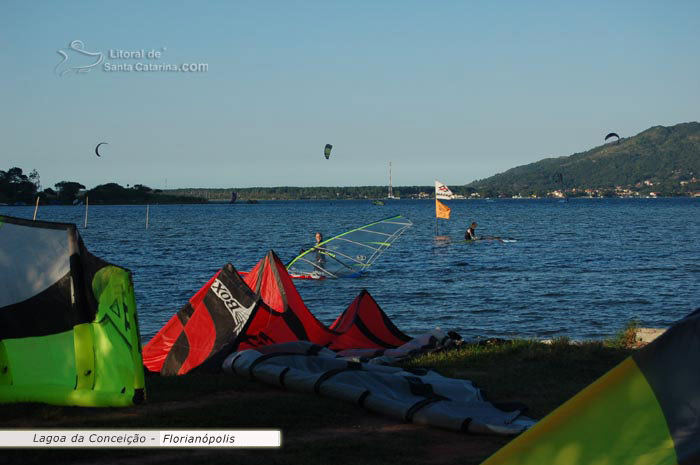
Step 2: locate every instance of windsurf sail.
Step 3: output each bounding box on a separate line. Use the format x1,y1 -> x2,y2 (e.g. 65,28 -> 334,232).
286,215 -> 413,279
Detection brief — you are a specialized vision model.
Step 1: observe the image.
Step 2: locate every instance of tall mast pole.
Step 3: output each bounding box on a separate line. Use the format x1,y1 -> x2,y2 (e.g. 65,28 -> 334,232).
84,196 -> 89,229
388,161 -> 393,199
33,196 -> 40,221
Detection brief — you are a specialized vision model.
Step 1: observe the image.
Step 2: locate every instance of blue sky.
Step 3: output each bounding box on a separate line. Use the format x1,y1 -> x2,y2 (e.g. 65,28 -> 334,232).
2,1 -> 698,189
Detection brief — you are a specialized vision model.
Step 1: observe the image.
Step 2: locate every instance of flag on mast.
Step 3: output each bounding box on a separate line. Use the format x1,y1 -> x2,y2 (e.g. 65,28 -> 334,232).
435,180 -> 455,200
436,199 -> 451,219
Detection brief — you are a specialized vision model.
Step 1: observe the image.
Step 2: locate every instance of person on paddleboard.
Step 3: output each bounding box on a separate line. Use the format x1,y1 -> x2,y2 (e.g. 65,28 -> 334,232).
464,222 -> 478,241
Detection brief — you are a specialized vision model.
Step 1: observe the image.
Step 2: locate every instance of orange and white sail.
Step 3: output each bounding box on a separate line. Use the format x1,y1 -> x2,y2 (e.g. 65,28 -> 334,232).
435,180 -> 455,200
435,199 -> 451,219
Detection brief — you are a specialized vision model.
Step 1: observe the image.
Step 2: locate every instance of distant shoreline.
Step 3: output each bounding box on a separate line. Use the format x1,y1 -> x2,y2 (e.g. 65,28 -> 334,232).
2,196 -> 697,208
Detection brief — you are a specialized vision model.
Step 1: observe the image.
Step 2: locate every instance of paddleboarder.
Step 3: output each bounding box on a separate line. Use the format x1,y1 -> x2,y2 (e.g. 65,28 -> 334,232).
464,222 -> 478,241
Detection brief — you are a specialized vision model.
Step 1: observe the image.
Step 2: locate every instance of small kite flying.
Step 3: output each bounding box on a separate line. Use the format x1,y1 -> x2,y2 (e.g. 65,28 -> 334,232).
604,133 -> 620,144
324,144 -> 333,160
95,142 -> 108,157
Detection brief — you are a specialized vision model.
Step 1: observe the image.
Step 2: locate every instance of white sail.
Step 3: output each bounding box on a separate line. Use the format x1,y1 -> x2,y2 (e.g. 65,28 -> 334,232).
435,180 -> 455,200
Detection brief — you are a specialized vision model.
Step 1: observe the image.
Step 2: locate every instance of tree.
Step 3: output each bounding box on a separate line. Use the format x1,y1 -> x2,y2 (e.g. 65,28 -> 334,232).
88,183 -> 128,204
4,167 -> 27,184
55,181 -> 86,203
0,167 -> 36,203
132,184 -> 153,194
28,169 -> 41,191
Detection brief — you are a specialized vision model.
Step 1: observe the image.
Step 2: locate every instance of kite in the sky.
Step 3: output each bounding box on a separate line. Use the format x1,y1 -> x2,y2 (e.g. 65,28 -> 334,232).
324,144 -> 333,160
95,142 -> 108,157
604,133 -> 620,144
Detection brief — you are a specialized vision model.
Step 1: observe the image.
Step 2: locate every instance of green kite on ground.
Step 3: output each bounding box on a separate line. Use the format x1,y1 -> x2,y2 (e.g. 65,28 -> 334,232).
0,215 -> 145,407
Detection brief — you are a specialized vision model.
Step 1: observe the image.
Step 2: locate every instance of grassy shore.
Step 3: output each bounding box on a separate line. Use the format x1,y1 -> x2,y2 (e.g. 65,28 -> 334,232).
0,334 -> 635,465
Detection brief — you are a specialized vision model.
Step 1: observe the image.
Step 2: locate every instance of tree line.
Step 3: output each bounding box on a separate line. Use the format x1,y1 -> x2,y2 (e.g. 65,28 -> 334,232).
0,167 -> 203,205
164,185 -> 481,201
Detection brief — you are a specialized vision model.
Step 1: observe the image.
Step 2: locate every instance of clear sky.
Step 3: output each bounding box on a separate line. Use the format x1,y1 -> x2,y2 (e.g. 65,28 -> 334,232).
2,0 -> 699,189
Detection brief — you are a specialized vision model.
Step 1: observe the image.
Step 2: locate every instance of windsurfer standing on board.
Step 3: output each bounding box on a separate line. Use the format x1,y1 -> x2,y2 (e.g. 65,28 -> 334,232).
464,222 -> 478,241
298,232 -> 324,255
314,232 -> 326,266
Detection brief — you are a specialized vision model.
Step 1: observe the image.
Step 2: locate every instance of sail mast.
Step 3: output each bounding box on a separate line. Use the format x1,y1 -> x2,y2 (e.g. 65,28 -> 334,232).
388,161 -> 393,199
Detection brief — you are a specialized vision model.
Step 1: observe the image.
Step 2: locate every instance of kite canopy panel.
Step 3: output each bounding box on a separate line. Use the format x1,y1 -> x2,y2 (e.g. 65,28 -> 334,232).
483,308 -> 700,465
240,250 -> 411,352
0,215 -> 145,407
286,215 -> 413,279
143,250 -> 411,375
142,263 -> 258,376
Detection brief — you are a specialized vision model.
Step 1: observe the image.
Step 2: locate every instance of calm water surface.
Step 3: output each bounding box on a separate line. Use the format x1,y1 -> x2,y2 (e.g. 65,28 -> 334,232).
3,199 -> 699,341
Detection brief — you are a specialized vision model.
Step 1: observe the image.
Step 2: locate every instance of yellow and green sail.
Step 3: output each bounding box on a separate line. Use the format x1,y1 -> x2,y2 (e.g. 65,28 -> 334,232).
286,215 -> 413,278
482,310 -> 700,465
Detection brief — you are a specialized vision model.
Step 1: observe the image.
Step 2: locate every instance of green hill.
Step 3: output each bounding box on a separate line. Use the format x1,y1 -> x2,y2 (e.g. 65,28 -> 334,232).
468,122 -> 700,197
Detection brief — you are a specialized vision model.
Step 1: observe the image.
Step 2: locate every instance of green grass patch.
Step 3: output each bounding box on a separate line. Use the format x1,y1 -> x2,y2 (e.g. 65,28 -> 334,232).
401,338 -> 633,418
608,320 -> 641,349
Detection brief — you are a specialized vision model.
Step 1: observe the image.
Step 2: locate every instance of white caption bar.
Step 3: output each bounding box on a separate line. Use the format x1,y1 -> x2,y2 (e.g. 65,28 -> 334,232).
0,430 -> 281,448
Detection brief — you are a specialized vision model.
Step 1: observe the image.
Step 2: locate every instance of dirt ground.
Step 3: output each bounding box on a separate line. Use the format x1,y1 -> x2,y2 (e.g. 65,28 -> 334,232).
1,386 -> 511,465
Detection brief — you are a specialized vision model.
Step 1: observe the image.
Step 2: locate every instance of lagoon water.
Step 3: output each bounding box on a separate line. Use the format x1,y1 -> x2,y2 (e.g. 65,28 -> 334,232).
3,199 -> 699,342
